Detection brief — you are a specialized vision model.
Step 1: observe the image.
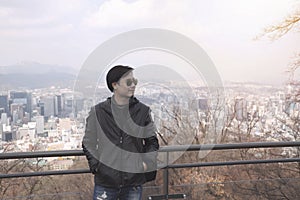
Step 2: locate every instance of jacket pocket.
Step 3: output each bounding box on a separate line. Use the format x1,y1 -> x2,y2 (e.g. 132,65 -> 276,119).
89,158 -> 99,174
93,161 -> 102,174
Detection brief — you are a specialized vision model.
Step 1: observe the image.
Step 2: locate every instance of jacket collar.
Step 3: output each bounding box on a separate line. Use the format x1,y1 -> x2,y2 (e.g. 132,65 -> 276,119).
102,96 -> 140,113
108,96 -> 139,107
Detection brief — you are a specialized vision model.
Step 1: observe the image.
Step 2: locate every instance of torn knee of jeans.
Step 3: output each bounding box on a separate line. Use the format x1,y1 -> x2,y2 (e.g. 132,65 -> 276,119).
97,191 -> 107,199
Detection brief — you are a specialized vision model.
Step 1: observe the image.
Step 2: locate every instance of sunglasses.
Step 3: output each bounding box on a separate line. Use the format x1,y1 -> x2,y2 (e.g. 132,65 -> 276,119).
125,78 -> 138,86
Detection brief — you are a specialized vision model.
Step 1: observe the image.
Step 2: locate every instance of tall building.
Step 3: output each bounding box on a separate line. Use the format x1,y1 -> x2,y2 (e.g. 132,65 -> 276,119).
63,95 -> 73,117
54,95 -> 62,117
10,103 -> 24,124
35,116 -> 45,134
27,122 -> 36,140
74,98 -> 84,117
40,96 -> 55,119
0,95 -> 8,114
0,108 -> 5,117
1,113 -> 8,125
9,91 -> 32,120
37,102 -> 45,116
2,124 -> 15,141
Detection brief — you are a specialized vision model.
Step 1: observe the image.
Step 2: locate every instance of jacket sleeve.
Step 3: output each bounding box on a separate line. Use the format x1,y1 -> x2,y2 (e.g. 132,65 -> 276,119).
82,106 -> 100,174
142,108 -> 159,172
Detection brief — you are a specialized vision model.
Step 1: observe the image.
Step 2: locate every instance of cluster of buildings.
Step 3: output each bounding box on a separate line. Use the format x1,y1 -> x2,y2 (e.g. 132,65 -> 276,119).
224,83 -> 299,139
0,82 -> 299,169
0,88 -> 88,150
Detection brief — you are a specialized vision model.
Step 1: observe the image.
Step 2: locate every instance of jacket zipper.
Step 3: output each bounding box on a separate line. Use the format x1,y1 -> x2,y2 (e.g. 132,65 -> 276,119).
120,133 -> 124,187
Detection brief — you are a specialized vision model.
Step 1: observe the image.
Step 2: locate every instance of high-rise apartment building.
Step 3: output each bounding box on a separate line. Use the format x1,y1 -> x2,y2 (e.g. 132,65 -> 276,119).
9,91 -> 32,120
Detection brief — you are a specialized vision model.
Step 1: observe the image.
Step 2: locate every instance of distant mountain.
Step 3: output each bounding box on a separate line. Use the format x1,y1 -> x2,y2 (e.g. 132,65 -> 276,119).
0,62 -> 77,89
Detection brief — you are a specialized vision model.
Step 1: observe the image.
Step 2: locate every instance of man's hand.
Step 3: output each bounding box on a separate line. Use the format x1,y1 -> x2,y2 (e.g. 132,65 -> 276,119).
143,162 -> 148,171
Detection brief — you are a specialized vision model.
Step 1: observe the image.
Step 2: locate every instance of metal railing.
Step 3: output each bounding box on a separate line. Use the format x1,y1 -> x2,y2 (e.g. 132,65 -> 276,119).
1,141 -> 300,199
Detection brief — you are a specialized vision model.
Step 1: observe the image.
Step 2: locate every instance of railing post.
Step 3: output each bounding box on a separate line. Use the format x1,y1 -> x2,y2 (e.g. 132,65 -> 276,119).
163,151 -> 169,199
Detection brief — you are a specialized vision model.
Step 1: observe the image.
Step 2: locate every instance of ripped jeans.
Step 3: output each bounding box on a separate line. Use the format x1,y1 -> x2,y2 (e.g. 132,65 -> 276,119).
93,184 -> 142,200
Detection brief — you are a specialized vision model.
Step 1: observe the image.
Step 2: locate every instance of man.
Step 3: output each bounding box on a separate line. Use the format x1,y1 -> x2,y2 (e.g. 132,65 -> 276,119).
82,65 -> 159,200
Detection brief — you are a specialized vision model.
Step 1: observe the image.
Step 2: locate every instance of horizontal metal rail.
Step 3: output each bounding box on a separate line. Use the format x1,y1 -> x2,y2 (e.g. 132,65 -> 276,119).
0,169 -> 91,179
1,157 -> 300,179
1,141 -> 300,160
167,157 -> 300,169
0,141 -> 300,180
1,141 -> 300,200
158,141 -> 300,152
0,149 -> 83,160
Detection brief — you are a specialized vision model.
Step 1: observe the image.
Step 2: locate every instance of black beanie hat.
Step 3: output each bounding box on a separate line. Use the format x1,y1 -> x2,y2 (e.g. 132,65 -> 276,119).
106,65 -> 133,92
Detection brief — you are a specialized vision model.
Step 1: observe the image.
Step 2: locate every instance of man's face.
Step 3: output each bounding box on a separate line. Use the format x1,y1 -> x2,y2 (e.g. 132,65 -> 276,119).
114,71 -> 137,98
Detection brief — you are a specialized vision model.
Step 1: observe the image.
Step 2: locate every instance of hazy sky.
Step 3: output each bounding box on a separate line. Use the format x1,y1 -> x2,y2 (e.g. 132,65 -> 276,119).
0,0 -> 299,85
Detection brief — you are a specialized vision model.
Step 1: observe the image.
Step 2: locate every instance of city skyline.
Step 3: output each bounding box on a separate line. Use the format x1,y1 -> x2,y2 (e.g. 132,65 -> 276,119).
0,82 -> 297,150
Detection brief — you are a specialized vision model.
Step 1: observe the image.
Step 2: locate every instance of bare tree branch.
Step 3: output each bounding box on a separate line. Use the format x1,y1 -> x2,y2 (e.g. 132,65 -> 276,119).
255,8 -> 300,41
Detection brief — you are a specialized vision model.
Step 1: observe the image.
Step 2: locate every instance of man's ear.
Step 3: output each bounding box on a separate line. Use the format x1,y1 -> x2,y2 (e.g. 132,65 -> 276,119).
112,82 -> 118,90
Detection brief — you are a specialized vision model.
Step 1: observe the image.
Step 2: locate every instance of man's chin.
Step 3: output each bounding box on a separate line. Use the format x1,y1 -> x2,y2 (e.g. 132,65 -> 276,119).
128,91 -> 135,97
